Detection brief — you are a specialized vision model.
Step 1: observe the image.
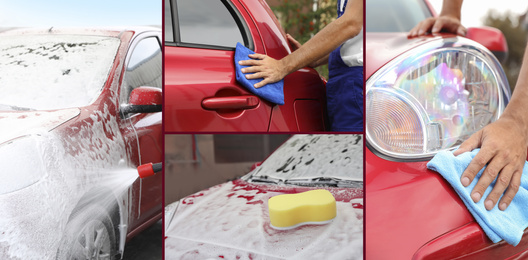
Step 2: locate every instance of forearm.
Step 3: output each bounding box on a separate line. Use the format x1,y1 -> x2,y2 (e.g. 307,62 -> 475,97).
310,53 -> 330,68
502,45 -> 528,137
440,0 -> 463,19
280,0 -> 362,74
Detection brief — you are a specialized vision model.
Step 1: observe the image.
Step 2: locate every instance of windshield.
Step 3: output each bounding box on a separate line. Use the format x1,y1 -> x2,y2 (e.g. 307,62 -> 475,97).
245,134 -> 363,187
0,34 -> 120,111
366,0 -> 432,32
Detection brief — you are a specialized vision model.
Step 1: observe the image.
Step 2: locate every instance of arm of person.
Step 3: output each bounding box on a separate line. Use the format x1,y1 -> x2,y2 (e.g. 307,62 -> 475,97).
286,34 -> 329,68
453,44 -> 528,211
408,0 -> 466,37
239,0 -> 363,88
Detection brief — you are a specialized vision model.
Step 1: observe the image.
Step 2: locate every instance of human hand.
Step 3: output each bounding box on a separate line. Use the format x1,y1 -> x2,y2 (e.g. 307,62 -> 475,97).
286,34 -> 302,52
453,117 -> 528,211
238,53 -> 287,89
408,16 -> 466,37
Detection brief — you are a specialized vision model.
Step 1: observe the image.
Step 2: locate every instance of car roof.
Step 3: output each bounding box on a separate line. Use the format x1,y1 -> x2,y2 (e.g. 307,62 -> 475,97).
0,26 -> 160,38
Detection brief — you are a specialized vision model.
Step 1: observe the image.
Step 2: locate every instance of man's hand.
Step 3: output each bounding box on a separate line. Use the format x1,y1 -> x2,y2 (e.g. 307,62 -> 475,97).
453,117 -> 527,211
408,16 -> 466,37
408,0 -> 465,37
238,54 -> 288,89
287,34 -> 302,51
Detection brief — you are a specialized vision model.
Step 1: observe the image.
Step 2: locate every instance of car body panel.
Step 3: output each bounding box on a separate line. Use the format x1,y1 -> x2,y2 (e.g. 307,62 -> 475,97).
366,1 -> 528,258
164,0 -> 327,132
0,28 -> 162,259
165,179 -> 363,259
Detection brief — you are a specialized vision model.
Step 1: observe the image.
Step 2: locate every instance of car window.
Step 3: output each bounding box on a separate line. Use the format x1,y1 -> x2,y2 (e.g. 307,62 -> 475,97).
175,0 -> 245,48
120,37 -> 162,106
366,0 -> 432,32
246,134 -> 363,186
165,0 -> 174,42
0,34 -> 120,111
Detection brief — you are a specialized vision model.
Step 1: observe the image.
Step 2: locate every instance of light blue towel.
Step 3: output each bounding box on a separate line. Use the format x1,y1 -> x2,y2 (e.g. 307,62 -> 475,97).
427,149 -> 528,246
234,42 -> 284,105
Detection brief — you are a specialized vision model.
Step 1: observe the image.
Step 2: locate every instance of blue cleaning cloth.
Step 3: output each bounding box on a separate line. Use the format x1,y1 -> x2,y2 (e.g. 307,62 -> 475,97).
427,149 -> 528,246
234,42 -> 284,105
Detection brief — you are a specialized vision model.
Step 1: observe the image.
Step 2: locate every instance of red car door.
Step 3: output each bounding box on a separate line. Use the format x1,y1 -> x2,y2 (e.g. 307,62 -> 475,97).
119,31 -> 163,233
164,0 -> 273,132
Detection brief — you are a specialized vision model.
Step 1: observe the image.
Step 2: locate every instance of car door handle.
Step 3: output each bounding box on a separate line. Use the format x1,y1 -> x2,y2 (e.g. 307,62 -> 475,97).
202,96 -> 259,110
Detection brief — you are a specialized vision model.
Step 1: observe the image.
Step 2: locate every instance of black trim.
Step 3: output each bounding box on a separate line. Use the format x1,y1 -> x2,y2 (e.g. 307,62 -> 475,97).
222,0 -> 254,50
168,0 -> 254,51
172,0 -> 180,43
121,105 -> 162,116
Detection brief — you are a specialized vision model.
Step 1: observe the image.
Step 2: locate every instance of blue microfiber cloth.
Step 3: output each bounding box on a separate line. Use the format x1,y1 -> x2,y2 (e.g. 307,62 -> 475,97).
427,149 -> 528,246
234,42 -> 284,105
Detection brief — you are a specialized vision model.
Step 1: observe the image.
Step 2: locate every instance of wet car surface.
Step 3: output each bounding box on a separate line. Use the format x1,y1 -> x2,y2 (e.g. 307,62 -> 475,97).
0,27 -> 162,259
165,134 -> 364,259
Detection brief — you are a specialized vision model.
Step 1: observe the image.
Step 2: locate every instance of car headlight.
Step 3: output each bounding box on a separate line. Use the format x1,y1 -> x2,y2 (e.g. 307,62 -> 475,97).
366,37 -> 510,160
0,135 -> 47,195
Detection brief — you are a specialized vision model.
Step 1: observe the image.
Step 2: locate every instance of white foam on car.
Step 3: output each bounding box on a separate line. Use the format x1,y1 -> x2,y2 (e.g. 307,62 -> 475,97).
0,34 -> 120,111
0,104 -> 139,259
165,182 -> 363,260
251,134 -> 363,182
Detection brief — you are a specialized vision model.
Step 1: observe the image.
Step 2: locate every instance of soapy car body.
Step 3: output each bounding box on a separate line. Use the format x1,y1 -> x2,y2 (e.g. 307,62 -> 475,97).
165,134 -> 364,259
0,27 -> 162,259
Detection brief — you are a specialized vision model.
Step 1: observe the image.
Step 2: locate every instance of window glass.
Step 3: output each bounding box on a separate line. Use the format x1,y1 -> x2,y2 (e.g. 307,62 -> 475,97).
177,0 -> 244,48
165,0 -> 174,42
121,37 -> 162,105
366,0 -> 431,32
0,35 -> 120,111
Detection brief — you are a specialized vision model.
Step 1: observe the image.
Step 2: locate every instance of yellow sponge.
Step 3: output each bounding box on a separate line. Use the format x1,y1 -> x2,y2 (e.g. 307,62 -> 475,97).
268,189 -> 336,229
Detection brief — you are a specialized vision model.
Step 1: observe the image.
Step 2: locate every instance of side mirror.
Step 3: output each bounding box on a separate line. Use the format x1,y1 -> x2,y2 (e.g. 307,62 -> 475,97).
121,86 -> 162,115
466,27 -> 508,63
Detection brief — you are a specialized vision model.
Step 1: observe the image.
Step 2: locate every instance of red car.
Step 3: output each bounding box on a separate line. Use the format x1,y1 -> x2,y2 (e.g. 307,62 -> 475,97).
366,0 -> 528,259
165,134 -> 364,259
0,27 -> 162,259
164,0 -> 328,132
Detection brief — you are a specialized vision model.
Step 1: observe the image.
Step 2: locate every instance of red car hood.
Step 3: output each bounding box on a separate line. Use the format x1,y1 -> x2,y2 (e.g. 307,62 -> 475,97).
166,179 -> 363,259
366,148 -> 528,259
0,108 -> 80,145
366,32 -> 454,78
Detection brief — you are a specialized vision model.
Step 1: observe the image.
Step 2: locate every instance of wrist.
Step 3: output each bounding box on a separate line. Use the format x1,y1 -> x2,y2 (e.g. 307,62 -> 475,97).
500,105 -> 528,143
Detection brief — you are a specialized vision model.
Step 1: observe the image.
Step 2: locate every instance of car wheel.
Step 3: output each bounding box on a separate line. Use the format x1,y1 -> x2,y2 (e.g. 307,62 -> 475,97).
56,204 -> 117,260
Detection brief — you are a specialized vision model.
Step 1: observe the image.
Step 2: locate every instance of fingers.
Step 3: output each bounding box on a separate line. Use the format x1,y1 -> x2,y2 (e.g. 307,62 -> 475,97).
249,53 -> 266,59
498,171 -> 522,210
454,130 -> 482,156
245,72 -> 265,80
472,156 -> 506,209
254,78 -> 273,89
241,66 -> 262,74
483,164 -> 513,210
408,18 -> 435,37
286,34 -> 302,51
461,149 -> 494,199
456,25 -> 467,36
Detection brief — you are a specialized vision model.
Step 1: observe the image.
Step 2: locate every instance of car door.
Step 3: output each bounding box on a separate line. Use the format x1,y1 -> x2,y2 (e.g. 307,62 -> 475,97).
119,31 -> 163,231
164,0 -> 274,132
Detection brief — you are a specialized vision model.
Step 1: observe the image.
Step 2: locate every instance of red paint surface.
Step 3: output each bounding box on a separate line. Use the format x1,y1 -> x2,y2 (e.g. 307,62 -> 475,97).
164,0 -> 327,132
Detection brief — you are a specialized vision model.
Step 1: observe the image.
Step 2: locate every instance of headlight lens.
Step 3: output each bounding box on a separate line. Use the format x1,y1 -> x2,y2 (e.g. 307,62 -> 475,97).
0,136 -> 47,194
367,37 -> 510,160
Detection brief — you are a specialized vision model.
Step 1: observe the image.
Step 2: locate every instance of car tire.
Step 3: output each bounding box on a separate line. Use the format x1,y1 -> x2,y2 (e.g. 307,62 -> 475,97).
56,204 -> 117,260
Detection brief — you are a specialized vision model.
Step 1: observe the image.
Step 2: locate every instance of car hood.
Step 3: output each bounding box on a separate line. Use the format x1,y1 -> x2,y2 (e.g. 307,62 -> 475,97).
366,32 -> 455,78
165,179 -> 363,260
0,108 -> 80,145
